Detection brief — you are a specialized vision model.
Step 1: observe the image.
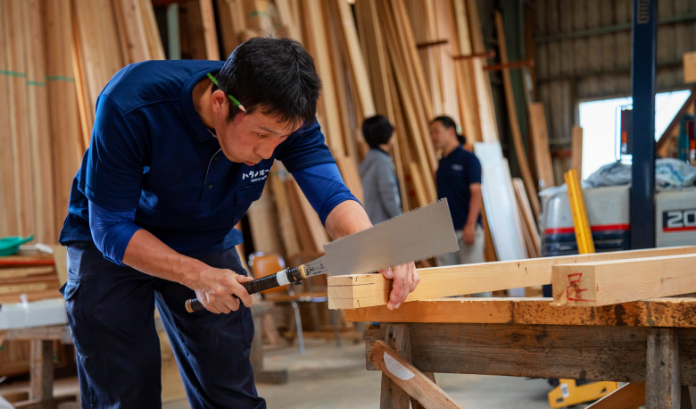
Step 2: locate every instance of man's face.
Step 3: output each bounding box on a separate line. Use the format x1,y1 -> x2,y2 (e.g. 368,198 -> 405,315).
212,91 -> 300,165
429,121 -> 451,150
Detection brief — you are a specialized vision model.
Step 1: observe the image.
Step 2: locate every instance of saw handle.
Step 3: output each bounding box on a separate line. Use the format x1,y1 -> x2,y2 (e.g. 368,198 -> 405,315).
185,265 -> 306,313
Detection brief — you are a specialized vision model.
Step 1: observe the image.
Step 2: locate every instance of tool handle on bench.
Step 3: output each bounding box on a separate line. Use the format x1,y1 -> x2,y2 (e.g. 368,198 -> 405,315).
185,266 -> 306,313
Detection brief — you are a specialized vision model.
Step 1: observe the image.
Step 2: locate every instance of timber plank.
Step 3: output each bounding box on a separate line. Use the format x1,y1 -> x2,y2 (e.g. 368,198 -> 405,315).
332,0 -> 375,120
495,12 -> 539,218
269,165 -> 300,257
335,156 -> 364,204
571,125 -> 583,175
113,0 -> 150,64
329,246 -> 696,309
140,0 -> 165,60
529,102 -> 555,190
370,340 -> 462,409
44,0 -> 82,236
364,324 -> 696,385
23,0 -> 57,244
552,253 -> 696,307
5,0 -> 36,238
199,0 -> 220,60
586,383 -> 645,409
246,185 -> 284,255
301,0 -> 345,156
345,297 -> 696,328
0,0 -> 19,236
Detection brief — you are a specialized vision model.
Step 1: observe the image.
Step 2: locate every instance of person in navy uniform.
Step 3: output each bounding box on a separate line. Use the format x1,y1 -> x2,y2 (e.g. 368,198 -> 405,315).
429,116 -> 485,279
59,38 -> 420,408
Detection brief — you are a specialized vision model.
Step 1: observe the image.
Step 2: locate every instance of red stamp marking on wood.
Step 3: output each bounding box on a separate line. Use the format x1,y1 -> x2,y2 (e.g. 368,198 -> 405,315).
566,272 -> 595,302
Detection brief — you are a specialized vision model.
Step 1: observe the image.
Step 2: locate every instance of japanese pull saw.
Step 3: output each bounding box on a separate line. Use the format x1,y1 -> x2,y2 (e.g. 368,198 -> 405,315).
185,199 -> 458,313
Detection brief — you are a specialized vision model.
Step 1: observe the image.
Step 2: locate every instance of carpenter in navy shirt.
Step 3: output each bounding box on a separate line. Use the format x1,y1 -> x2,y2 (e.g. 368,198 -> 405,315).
58,38 -> 421,409
430,116 -> 484,269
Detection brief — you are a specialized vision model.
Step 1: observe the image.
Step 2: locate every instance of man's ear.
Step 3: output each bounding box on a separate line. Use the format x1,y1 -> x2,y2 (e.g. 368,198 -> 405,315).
211,90 -> 228,113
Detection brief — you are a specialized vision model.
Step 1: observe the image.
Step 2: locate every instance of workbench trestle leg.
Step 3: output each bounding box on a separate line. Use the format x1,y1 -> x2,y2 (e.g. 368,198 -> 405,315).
646,328 -> 680,409
379,324 -> 411,409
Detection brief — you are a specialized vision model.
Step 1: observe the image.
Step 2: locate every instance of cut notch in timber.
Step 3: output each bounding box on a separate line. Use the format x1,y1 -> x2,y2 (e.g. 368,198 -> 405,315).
552,253 -> 696,307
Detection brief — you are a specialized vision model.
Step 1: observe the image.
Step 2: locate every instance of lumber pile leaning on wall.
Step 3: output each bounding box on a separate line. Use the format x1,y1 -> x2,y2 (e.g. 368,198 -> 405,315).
0,0 -> 163,245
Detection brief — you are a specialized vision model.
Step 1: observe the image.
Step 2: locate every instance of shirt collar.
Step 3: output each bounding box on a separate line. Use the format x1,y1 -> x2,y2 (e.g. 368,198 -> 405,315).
181,67 -> 222,143
441,144 -> 463,160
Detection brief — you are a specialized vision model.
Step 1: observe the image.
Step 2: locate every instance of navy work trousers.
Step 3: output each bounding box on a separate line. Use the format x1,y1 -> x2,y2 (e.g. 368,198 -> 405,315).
63,242 -> 266,409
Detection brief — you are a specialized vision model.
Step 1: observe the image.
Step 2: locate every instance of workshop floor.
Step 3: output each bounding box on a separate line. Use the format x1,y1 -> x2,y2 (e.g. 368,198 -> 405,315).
0,338 -> 598,408
162,338 -> 592,409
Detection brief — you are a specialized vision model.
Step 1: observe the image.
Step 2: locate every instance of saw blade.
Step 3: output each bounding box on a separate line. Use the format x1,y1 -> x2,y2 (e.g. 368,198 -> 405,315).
305,199 -> 458,277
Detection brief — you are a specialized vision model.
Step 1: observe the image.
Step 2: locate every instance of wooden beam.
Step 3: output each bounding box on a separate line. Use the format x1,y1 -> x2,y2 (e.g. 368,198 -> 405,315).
452,50 -> 496,60
301,0 -> 345,157
23,0 -> 57,244
512,178 -> 540,257
656,83 -> 696,153
335,156 -> 364,204
44,0 -> 83,237
529,102 -> 554,190
482,59 -> 535,71
0,0 -> 19,237
571,125 -> 583,175
646,329 -> 681,408
268,165 -> 300,257
364,324 -> 696,384
199,0 -> 220,60
345,297 -> 696,328
552,253 -> 696,307
246,185 -> 284,255
332,0 -> 375,120
586,383 -> 645,409
494,12 -> 540,218
29,340 -> 53,402
5,0 -> 36,238
370,340 -> 462,409
328,246 -> 696,309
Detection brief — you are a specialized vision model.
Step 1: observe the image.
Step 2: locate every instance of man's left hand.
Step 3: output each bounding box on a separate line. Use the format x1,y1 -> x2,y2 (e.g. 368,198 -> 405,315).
462,224 -> 476,246
380,262 -> 420,310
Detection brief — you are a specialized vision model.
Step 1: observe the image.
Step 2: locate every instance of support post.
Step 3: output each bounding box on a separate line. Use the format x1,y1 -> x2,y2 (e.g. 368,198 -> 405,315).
630,0 -> 657,249
646,329 -> 680,408
380,324 -> 411,409
29,340 -> 53,402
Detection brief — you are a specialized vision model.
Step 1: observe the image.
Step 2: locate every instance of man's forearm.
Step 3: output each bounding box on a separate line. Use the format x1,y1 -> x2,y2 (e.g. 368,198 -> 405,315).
324,200 -> 372,239
464,189 -> 483,229
122,229 -> 206,288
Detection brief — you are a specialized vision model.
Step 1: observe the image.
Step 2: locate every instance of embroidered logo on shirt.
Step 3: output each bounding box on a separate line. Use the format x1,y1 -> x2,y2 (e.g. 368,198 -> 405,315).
242,168 -> 271,183
451,164 -> 464,171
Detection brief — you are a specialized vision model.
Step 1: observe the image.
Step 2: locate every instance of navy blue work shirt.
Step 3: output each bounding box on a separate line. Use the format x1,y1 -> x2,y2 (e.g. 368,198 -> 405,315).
435,145 -> 482,229
59,60 -> 336,257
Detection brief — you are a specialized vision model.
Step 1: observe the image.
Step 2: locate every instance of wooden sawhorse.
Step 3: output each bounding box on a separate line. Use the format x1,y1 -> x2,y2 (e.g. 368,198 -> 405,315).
1,325 -> 76,409
346,297 -> 696,409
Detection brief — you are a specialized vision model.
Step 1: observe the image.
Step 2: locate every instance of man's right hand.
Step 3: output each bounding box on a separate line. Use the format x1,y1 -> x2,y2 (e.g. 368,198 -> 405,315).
188,267 -> 254,314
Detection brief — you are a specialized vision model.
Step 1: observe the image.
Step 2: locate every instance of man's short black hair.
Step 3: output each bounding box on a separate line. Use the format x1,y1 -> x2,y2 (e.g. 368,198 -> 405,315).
212,37 -> 321,128
362,115 -> 394,149
431,115 -> 466,145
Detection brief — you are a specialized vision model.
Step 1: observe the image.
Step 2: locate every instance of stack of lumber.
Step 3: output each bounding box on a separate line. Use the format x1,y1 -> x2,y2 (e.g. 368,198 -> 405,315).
328,246 -> 696,310
0,253 -> 61,304
0,0 -> 163,245
2,0 -> 551,273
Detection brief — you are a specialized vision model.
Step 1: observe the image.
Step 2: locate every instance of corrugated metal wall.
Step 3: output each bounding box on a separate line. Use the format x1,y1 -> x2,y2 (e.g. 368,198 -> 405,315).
534,0 -> 696,146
